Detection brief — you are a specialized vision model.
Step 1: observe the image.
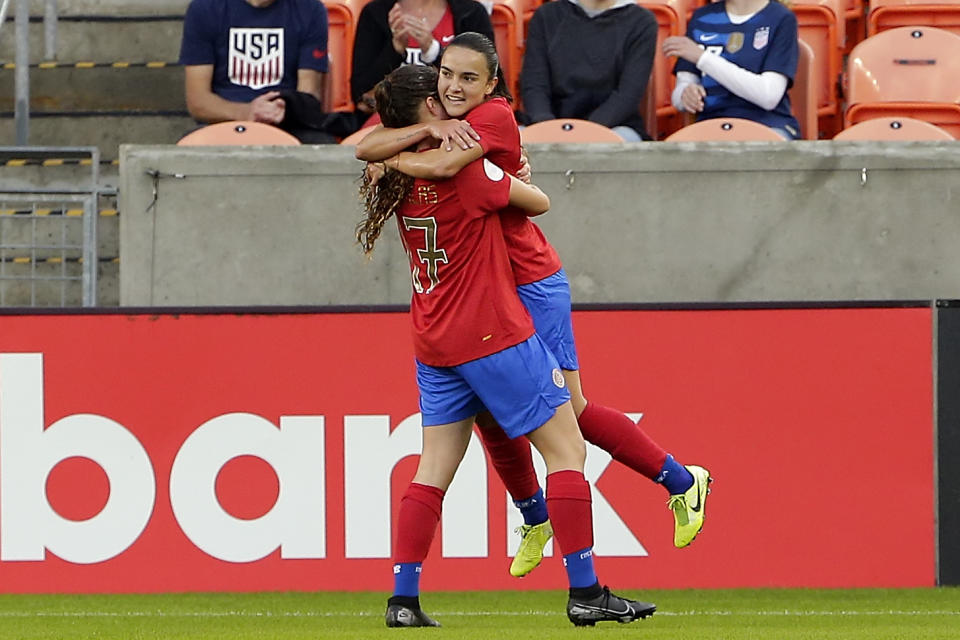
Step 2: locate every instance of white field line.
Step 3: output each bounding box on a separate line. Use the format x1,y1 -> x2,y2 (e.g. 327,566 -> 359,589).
0,610 -> 955,618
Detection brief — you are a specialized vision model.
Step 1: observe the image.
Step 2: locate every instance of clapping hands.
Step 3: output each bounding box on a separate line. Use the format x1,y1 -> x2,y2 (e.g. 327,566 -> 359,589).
388,3 -> 436,55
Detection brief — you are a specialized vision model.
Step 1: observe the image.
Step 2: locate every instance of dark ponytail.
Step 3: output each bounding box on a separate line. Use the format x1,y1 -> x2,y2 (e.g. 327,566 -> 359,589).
357,65 -> 440,255
375,64 -> 440,128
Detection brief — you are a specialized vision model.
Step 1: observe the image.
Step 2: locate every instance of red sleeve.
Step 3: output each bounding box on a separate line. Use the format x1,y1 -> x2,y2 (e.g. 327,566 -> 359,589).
456,159 -> 511,218
464,98 -> 521,171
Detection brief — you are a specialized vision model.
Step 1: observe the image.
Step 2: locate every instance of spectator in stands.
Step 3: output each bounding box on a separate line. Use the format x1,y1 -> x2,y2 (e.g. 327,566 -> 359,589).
663,0 -> 800,140
518,0 -> 657,141
351,0 -> 496,122
179,0 -> 336,142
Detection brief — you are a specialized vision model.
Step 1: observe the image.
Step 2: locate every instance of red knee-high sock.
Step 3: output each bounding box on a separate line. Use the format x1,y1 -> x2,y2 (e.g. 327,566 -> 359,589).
394,482 -> 445,563
577,402 -> 667,480
476,422 -> 540,501
546,470 -> 594,555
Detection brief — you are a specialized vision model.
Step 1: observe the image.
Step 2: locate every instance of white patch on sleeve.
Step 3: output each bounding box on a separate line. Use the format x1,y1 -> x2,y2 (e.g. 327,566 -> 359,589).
483,158 -> 505,182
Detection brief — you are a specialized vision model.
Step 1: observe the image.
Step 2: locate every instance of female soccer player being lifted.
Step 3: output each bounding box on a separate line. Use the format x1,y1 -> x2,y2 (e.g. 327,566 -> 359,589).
357,64 -> 655,628
357,32 -> 712,579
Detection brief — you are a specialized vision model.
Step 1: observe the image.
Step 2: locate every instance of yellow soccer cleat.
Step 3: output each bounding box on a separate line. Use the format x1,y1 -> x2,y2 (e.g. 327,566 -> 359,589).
668,465 -> 712,548
509,520 -> 554,577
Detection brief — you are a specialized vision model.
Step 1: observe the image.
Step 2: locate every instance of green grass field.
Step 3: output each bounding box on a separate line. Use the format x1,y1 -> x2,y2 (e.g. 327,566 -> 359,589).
0,588 -> 956,639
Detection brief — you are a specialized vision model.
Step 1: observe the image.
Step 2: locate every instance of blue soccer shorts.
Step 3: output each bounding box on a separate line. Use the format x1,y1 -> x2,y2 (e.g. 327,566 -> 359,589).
416,333 -> 571,439
516,268 -> 579,371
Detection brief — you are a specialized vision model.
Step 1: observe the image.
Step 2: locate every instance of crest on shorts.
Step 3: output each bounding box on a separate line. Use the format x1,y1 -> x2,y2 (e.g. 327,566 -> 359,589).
753,26 -> 770,50
228,27 -> 285,90
552,368 -> 565,388
725,32 -> 744,53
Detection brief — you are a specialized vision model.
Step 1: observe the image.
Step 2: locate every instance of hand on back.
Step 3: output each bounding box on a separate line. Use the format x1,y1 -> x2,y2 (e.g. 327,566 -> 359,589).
425,119 -> 480,151
517,146 -> 531,184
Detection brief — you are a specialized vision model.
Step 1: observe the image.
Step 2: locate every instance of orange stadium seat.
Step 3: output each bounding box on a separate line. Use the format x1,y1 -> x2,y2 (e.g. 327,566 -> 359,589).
491,0 -> 526,104
845,0 -> 867,53
792,0 -> 846,137
637,0 -> 688,139
347,0 -> 374,13
339,124 -> 378,145
664,117 -> 787,140
845,26 -> 960,137
177,121 -> 301,146
686,0 -> 707,20
867,0 -> 960,36
521,0 -> 544,38
641,66 -> 658,140
833,115 -> 956,139
520,119 -> 626,143
324,0 -> 356,112
342,0 -> 374,25
789,39 -> 820,139
500,0 -> 544,42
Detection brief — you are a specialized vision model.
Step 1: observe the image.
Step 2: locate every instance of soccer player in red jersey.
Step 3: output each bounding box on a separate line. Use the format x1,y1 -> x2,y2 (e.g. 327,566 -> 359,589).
358,64 -> 655,628
358,32 -> 713,575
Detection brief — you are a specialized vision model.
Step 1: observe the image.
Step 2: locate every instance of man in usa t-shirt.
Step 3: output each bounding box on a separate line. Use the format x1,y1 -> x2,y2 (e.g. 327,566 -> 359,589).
179,0 -> 329,128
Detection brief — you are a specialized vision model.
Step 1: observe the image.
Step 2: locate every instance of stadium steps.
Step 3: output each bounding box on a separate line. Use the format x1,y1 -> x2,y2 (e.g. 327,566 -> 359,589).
0,155 -> 118,192
1,1 -> 187,306
0,13 -> 184,63
0,64 -> 183,112
0,112 -> 196,160
1,1 -> 191,159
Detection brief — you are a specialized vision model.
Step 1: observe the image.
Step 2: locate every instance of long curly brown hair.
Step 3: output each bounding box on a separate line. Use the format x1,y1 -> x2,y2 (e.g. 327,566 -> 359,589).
356,65 -> 440,255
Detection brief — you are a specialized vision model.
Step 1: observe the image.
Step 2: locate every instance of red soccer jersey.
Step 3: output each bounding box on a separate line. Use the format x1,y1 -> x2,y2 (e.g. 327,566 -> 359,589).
465,97 -> 562,285
397,157 -> 535,367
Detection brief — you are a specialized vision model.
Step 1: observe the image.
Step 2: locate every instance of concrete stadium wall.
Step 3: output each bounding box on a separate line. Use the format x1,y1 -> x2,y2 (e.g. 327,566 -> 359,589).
119,141 -> 960,306
10,0 -> 188,17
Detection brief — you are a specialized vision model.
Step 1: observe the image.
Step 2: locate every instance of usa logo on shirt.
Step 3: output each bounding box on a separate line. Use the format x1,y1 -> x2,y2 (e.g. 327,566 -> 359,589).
753,26 -> 770,50
228,27 -> 284,90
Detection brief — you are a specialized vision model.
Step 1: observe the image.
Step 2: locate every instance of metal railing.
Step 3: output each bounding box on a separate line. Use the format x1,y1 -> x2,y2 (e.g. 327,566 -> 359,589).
1,0 -> 62,59
2,0 -> 59,144
0,146 -> 99,307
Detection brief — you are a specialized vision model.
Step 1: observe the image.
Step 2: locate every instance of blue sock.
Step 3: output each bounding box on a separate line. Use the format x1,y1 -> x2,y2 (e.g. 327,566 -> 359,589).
656,454 -> 694,495
392,562 -> 422,597
562,548 -> 598,588
514,487 -> 548,526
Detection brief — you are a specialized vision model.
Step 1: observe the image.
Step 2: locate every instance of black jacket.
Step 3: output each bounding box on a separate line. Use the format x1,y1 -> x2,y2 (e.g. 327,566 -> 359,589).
520,0 -> 657,139
350,0 -> 496,105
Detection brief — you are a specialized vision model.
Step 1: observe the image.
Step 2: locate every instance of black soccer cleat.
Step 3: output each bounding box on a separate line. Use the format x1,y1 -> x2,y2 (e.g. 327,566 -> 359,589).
566,585 -> 656,627
385,603 -> 441,628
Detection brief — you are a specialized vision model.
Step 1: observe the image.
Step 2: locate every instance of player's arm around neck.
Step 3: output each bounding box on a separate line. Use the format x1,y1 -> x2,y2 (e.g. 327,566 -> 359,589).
389,144 -> 484,180
355,124 -> 437,161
